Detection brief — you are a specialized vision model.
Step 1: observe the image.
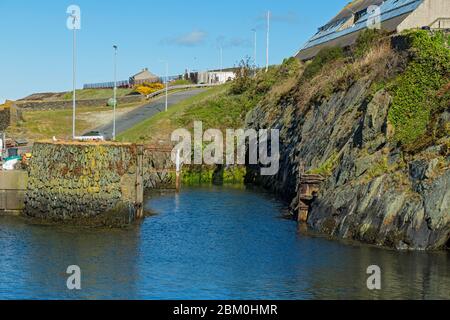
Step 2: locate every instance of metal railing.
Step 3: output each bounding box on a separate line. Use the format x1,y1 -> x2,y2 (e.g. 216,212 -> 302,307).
145,83 -> 221,99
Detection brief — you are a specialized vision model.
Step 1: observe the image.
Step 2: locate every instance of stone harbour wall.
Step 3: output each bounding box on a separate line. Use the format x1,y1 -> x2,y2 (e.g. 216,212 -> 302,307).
25,141 -> 144,226
142,148 -> 175,189
0,105 -> 11,131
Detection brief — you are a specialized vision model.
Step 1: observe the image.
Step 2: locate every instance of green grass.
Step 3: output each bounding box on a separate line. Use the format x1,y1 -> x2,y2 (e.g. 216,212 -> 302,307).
308,152 -> 339,177
118,58 -> 302,145
387,30 -> 450,150
170,79 -> 193,86
8,101 -> 144,141
117,85 -> 230,143
63,88 -> 134,100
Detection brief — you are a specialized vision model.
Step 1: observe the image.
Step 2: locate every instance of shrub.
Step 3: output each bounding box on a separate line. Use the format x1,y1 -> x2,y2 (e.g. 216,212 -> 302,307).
229,57 -> 254,95
302,46 -> 344,79
387,31 -> 450,150
134,82 -> 164,96
353,29 -> 385,58
308,152 -> 339,177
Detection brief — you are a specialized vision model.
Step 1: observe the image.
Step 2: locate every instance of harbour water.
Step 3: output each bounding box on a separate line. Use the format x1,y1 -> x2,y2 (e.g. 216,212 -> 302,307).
0,186 -> 448,299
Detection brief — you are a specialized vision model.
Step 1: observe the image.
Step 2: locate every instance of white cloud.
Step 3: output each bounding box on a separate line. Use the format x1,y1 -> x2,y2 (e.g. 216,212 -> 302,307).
162,30 -> 208,47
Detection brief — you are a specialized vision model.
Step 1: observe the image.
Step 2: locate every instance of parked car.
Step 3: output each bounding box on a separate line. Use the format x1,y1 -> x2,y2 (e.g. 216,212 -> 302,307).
75,131 -> 105,142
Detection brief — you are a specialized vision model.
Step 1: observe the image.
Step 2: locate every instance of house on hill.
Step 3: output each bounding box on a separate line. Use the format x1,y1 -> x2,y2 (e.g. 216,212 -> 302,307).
129,68 -> 159,86
295,0 -> 450,61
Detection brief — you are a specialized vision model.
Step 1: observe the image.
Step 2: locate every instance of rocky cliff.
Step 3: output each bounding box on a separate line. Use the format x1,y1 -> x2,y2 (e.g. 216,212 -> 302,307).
245,31 -> 449,250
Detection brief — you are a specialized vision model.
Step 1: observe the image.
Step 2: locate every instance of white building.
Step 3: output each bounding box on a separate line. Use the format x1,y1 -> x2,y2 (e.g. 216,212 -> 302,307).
296,0 -> 450,61
197,71 -> 236,85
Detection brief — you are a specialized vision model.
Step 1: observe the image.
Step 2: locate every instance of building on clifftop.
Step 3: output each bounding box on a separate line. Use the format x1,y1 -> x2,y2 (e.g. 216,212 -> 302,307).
295,0 -> 450,61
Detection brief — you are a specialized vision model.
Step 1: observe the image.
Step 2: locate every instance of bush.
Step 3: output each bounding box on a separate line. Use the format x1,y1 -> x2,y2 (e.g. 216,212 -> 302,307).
387,31 -> 450,150
353,29 -> 385,58
229,57 -> 254,95
308,152 -> 339,177
134,82 -> 164,96
302,46 -> 344,79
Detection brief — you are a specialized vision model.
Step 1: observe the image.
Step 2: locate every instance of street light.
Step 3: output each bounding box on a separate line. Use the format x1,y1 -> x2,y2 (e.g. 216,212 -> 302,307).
252,28 -> 257,67
113,45 -> 118,141
220,46 -> 223,72
72,19 -> 77,139
266,10 -> 270,73
66,5 -> 81,139
160,60 -> 169,112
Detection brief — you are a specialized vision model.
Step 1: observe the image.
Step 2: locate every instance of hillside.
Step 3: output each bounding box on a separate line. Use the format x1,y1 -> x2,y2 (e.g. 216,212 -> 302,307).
116,30 -> 449,250
246,30 -> 449,250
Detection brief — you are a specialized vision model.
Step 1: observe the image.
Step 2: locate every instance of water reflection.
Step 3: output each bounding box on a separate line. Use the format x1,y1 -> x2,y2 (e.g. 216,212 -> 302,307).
0,186 -> 449,300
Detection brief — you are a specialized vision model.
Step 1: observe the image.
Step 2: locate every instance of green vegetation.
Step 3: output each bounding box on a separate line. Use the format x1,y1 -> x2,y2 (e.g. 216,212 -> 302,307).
63,88 -> 134,100
353,29 -> 385,58
118,58 -> 301,144
308,152 -> 339,177
170,79 -> 193,86
302,46 -> 344,79
387,30 -> 450,151
7,102 -> 143,141
180,166 -> 246,185
117,85 -> 229,143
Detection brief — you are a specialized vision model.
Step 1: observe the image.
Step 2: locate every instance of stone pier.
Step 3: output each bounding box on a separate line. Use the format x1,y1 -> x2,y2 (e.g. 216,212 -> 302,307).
25,141 -> 147,226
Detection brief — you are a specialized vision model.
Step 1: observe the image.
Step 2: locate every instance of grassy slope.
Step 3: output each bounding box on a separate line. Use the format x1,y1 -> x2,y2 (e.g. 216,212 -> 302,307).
118,59 -> 302,145
117,85 -> 230,144
7,101 -> 144,141
62,88 -> 134,100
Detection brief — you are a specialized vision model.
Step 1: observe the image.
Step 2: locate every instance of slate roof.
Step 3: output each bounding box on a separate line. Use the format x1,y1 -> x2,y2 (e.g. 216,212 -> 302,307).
296,0 -> 424,58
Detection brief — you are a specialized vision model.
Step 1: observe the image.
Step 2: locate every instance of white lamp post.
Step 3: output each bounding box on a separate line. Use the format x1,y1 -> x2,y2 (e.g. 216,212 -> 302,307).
160,60 -> 169,112
252,28 -> 257,67
266,10 -> 270,73
113,45 -> 118,140
66,6 -> 81,139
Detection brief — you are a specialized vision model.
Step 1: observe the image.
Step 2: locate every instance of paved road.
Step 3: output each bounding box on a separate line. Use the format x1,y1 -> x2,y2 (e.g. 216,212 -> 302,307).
92,89 -> 206,139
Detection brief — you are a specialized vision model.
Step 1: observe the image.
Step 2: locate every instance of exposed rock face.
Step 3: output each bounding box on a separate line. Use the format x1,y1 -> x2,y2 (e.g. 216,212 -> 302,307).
246,77 -> 449,250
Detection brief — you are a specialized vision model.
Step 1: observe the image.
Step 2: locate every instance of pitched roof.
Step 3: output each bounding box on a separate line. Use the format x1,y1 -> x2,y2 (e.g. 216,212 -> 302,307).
329,0 -> 384,25
296,0 -> 425,59
131,68 -> 158,80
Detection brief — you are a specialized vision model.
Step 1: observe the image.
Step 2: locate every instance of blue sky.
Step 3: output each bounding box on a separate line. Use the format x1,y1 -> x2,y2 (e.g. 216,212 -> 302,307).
0,0 -> 349,103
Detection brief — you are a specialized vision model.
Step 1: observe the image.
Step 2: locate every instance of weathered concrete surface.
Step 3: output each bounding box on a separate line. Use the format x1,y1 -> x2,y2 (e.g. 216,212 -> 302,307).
25,141 -> 144,226
0,170 -> 28,215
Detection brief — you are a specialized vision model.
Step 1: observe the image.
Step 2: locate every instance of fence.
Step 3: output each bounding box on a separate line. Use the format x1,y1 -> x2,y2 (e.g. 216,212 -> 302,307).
84,80 -> 130,90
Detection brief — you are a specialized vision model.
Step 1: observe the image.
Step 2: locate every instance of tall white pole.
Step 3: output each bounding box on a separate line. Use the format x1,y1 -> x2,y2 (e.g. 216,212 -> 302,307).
253,29 -> 257,67
266,10 -> 270,73
72,27 -> 76,139
220,46 -> 223,72
165,61 -> 169,112
113,45 -> 117,140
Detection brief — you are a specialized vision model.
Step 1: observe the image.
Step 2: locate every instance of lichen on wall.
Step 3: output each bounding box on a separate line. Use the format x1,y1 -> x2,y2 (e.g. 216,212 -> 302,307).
25,142 -> 141,226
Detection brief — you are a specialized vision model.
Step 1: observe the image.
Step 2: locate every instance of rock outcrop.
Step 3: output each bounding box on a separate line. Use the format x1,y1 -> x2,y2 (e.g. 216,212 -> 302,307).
245,40 -> 449,250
